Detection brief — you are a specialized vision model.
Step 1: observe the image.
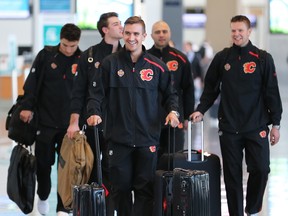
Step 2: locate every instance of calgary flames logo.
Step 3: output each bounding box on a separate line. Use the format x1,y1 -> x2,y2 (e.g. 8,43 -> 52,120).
166,60 -> 178,71
243,62 -> 256,74
149,146 -> 156,153
71,64 -> 78,74
140,69 -> 154,81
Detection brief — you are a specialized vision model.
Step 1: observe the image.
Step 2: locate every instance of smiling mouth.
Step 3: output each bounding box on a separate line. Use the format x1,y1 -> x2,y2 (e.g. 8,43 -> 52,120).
127,41 -> 136,45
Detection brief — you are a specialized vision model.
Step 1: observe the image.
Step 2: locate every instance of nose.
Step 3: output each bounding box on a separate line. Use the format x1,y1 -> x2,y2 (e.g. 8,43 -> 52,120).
65,47 -> 74,56
128,34 -> 135,41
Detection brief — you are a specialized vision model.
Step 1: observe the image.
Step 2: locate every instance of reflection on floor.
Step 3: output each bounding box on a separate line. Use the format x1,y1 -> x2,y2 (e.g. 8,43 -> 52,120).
0,72 -> 287,215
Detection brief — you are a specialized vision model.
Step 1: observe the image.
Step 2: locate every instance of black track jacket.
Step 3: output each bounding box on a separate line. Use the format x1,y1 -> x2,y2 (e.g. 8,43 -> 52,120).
197,41 -> 282,133
148,45 -> 195,123
87,46 -> 179,147
22,45 -> 81,129
70,39 -> 122,123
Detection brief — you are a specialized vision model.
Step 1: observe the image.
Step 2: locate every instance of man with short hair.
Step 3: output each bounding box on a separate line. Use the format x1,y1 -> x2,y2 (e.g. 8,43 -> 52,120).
190,15 -> 282,216
87,16 -> 180,216
148,21 -> 195,157
20,23 -> 82,216
67,12 -> 123,215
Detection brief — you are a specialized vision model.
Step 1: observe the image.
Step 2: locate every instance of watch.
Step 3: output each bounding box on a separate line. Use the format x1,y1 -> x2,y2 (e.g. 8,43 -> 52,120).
272,125 -> 280,130
170,110 -> 180,118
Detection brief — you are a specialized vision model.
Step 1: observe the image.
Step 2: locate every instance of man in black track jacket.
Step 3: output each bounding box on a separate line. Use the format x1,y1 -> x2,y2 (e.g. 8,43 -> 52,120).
67,12 -> 123,216
191,15 -> 282,216
86,16 -> 180,216
20,23 -> 81,216
148,20 -> 195,157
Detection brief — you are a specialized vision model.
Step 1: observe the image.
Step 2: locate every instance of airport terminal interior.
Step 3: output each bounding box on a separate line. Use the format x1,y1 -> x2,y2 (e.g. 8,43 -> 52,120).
1,0 -> 288,215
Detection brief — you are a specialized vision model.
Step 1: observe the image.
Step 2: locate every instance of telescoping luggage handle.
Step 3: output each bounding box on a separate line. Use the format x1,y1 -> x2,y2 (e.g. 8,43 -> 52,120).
167,125 -> 176,172
93,126 -> 103,186
187,119 -> 204,162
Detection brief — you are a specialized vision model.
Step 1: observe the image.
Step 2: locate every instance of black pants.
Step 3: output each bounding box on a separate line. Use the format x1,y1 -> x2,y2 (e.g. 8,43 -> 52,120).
35,125 -> 68,213
219,126 -> 270,216
108,142 -> 157,216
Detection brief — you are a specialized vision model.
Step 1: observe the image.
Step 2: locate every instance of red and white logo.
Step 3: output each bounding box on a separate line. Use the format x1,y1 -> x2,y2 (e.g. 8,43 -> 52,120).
166,60 -> 178,71
243,62 -> 256,74
71,64 -> 78,74
149,146 -> 156,153
140,69 -> 153,81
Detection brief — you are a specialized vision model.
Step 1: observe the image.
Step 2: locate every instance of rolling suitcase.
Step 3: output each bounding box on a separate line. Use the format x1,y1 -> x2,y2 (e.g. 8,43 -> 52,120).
157,120 -> 221,216
173,168 -> 210,216
173,120 -> 221,216
73,126 -> 106,216
153,127 -> 176,216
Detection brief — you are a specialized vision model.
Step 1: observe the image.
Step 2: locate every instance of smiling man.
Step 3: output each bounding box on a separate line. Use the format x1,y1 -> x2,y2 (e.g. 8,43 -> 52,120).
190,15 -> 282,216
86,16 -> 179,216
148,20 -> 195,159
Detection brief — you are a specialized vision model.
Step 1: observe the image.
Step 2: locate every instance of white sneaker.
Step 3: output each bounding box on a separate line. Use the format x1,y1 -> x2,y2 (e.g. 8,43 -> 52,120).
57,211 -> 69,216
247,213 -> 258,216
37,199 -> 49,215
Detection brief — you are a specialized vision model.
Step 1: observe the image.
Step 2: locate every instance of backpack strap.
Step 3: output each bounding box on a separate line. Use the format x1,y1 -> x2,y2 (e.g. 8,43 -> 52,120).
35,46 -> 58,99
258,49 -> 267,76
88,46 -> 93,63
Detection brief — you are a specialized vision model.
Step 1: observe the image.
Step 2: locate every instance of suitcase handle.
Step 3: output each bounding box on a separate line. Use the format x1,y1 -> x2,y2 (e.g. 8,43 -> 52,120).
167,126 -> 176,171
93,126 -> 103,186
188,120 -> 204,162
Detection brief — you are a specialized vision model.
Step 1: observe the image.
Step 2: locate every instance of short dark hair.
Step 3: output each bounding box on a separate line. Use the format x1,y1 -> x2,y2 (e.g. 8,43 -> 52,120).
60,23 -> 81,41
124,16 -> 146,33
97,12 -> 119,38
231,15 -> 251,29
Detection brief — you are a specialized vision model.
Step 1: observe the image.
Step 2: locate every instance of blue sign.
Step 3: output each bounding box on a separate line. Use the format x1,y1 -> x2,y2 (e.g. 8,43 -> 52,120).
43,25 -> 62,46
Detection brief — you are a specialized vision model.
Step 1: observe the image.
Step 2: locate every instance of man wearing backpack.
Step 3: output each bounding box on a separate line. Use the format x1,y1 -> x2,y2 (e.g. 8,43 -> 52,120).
19,23 -> 82,216
67,12 -> 123,215
190,15 -> 282,216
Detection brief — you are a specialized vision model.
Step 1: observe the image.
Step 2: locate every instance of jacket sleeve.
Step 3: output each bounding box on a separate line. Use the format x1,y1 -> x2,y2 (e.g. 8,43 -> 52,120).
70,52 -> 88,115
21,49 -> 45,111
86,61 -> 104,118
159,66 -> 179,114
181,57 -> 195,120
263,52 -> 282,125
196,51 -> 222,114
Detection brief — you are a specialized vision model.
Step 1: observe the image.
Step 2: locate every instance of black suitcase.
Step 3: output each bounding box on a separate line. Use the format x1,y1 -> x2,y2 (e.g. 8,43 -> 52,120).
153,170 -> 173,216
173,168 -> 210,216
73,126 -> 106,216
153,127 -> 176,216
73,182 -> 106,216
157,120 -> 221,216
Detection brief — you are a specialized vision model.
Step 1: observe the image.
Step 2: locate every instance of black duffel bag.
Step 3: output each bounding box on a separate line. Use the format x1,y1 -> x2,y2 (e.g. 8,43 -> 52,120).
7,144 -> 37,214
6,95 -> 38,146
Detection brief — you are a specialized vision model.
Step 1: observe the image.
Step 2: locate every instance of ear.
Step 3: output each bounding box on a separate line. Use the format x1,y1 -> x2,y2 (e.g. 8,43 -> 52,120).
102,26 -> 109,34
248,28 -> 252,36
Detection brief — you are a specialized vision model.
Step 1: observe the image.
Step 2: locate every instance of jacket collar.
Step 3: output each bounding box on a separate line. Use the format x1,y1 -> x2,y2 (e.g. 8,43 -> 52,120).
98,39 -> 122,53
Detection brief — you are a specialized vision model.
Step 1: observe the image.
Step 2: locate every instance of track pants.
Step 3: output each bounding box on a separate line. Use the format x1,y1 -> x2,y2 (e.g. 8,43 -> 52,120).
108,142 -> 157,216
35,125 -> 68,213
219,126 -> 270,216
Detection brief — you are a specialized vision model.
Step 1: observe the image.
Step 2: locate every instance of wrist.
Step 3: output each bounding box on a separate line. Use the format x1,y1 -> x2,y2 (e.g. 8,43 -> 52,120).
272,125 -> 280,130
170,110 -> 180,118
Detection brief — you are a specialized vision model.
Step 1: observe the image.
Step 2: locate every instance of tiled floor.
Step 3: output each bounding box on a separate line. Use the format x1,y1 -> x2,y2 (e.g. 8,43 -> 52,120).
0,71 -> 287,215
